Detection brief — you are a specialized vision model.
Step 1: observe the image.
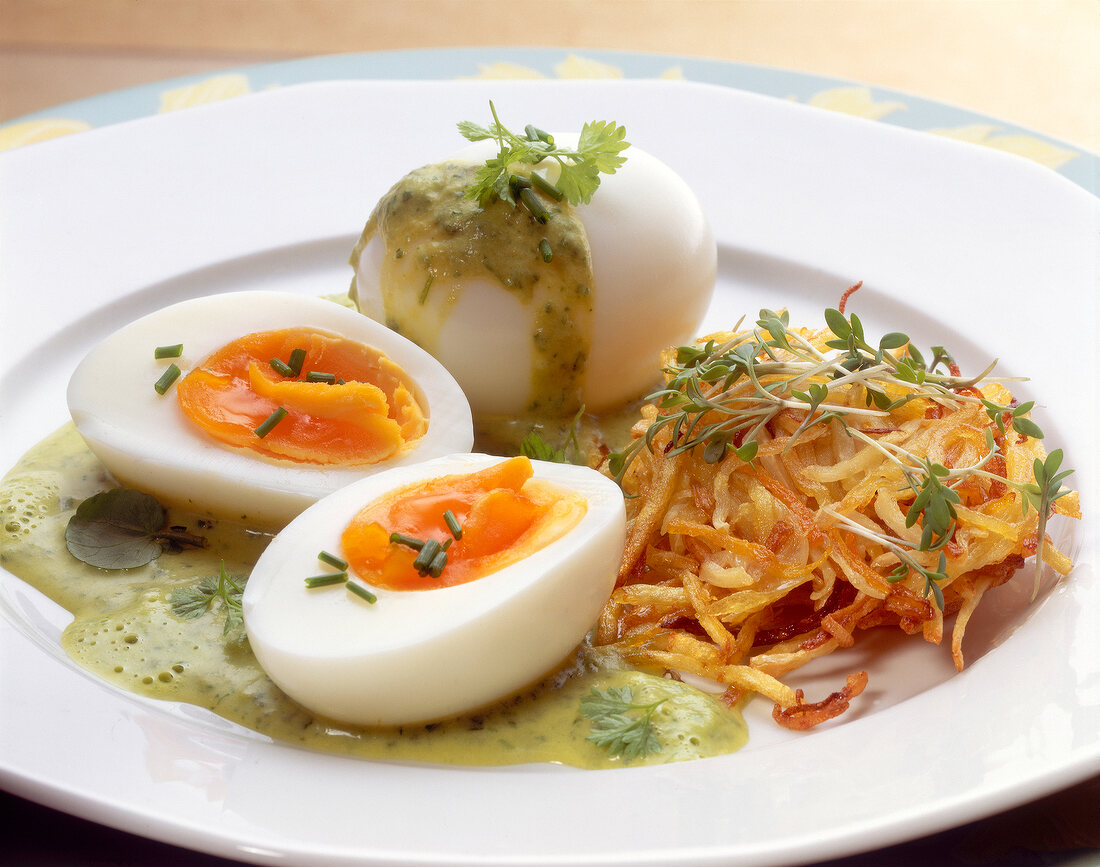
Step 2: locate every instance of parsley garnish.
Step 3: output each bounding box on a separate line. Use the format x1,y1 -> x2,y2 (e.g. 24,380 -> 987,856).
580,686 -> 666,761
458,101 -> 630,208
169,560 -> 246,635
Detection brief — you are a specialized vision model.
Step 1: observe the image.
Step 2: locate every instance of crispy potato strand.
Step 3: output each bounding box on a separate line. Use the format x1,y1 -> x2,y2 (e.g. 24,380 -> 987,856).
598,323 -> 1077,729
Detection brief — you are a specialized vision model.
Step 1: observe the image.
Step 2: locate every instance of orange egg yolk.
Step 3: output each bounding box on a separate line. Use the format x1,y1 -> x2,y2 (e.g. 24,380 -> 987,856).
340,456 -> 586,591
176,327 -> 426,465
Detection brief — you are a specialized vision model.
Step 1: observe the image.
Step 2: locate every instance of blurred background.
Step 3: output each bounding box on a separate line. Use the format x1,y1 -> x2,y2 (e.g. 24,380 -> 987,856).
1,0 -> 1097,151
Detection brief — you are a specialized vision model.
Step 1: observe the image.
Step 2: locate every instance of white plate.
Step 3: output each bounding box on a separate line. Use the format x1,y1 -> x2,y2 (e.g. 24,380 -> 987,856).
1,79 -> 1096,867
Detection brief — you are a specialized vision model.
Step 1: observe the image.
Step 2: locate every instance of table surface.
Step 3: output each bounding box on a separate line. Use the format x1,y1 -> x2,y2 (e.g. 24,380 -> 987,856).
1,1 -> 1097,865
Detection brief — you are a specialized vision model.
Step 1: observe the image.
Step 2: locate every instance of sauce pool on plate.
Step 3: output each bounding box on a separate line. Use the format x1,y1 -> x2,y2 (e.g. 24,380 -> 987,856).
0,424 -> 748,768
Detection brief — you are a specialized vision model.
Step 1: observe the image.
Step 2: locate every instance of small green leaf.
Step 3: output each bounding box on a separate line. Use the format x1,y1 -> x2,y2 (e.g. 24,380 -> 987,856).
65,489 -> 166,569
580,686 -> 666,761
1011,416 -> 1044,440
879,332 -> 909,350
169,561 -> 247,636
823,308 -> 850,339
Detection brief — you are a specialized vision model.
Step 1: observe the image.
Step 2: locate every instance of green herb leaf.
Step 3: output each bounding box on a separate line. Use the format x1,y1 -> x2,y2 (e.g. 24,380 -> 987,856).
65,489 -> 167,569
169,560 -> 247,635
580,685 -> 666,761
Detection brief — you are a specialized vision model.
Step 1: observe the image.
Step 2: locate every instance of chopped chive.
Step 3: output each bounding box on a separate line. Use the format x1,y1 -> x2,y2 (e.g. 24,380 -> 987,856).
524,124 -> 554,146
269,357 -> 295,377
508,173 -> 532,194
287,348 -> 307,376
530,172 -> 564,202
427,548 -> 448,578
254,406 -> 288,438
419,272 -> 435,305
318,550 -> 348,570
413,539 -> 442,574
305,572 -> 347,588
154,344 -> 183,359
154,363 -> 182,395
443,509 -> 463,540
346,581 -> 377,604
390,532 -> 425,551
519,187 -> 550,224
538,238 -> 553,263
305,371 -> 336,384
442,537 -> 453,551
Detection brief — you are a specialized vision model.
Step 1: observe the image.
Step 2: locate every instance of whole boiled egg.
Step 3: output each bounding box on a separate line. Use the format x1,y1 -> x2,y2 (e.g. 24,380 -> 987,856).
242,453 -> 626,726
350,134 -> 716,418
67,290 -> 473,527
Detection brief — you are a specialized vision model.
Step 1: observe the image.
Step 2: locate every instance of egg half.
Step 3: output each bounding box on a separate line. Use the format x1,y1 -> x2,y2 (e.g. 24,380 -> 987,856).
67,290 -> 473,526
242,453 -> 626,726
351,136 -> 716,417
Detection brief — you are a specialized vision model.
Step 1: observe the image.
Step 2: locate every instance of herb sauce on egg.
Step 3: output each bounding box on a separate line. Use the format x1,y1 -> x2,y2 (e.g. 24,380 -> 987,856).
349,161 -> 594,420
1,424 -> 748,768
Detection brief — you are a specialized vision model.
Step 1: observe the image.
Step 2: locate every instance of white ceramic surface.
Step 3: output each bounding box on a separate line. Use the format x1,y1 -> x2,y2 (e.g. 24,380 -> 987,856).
0,78 -> 1096,867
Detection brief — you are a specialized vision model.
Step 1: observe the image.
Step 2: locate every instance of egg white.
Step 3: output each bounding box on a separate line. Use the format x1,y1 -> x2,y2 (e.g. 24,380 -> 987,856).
67,290 -> 474,527
242,453 -> 626,726
354,137 -> 717,415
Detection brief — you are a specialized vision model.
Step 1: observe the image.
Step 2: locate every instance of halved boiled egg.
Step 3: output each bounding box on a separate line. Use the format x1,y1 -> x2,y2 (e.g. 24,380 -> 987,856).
242,453 -> 626,726
350,136 -> 716,418
67,290 -> 473,526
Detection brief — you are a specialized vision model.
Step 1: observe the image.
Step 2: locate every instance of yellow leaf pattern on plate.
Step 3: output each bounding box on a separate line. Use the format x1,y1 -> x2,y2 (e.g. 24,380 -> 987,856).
928,124 -> 1078,169
463,54 -> 683,82
462,62 -> 547,79
159,74 -> 251,113
0,118 -> 91,152
808,86 -> 906,120
554,55 -> 624,79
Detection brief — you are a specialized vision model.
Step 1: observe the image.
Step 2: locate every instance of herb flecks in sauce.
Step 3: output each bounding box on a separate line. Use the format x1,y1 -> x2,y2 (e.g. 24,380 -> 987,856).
1,424 -> 748,769
349,160 -> 594,422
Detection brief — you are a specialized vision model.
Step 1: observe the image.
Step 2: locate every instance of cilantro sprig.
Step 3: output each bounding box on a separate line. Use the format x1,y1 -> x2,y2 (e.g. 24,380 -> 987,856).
458,101 -> 630,209
169,560 -> 247,636
580,685 -> 666,761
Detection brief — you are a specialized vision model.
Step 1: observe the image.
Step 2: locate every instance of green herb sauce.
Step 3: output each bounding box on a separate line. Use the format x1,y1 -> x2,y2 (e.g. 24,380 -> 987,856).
348,161 -> 594,420
1,424 -> 748,768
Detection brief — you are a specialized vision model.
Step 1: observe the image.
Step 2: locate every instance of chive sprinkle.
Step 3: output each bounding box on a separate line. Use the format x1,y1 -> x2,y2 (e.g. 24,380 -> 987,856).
305,572 -> 347,588
427,549 -> 448,578
538,238 -> 553,263
508,173 -> 532,195
530,172 -> 564,202
346,581 -> 377,604
154,363 -> 182,395
390,532 -> 425,551
254,406 -> 288,438
287,348 -> 307,376
524,124 -> 554,146
318,550 -> 348,571
306,371 -> 336,384
269,357 -> 295,377
412,539 -> 442,574
519,187 -> 550,224
419,272 -> 435,305
154,344 -> 183,359
443,510 -> 463,540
